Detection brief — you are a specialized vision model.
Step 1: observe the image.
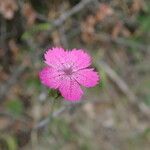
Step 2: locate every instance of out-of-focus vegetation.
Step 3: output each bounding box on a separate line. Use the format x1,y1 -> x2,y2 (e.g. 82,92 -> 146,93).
0,0 -> 150,150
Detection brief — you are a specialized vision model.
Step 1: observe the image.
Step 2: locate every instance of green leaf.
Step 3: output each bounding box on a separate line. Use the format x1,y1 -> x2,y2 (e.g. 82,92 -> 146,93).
26,77 -> 41,91
99,69 -> 107,89
144,94 -> 150,106
0,135 -> 18,150
6,99 -> 24,116
48,89 -> 60,99
138,3 -> 150,32
22,23 -> 52,40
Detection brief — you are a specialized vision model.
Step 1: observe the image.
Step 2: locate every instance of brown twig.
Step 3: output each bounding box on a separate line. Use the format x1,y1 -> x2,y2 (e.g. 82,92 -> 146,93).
98,60 -> 137,102
33,97 -> 110,130
95,59 -> 150,118
33,105 -> 67,130
52,0 -> 93,27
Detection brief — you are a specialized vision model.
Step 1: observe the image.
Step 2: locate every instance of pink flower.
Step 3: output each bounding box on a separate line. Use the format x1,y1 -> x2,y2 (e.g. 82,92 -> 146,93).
39,47 -> 99,102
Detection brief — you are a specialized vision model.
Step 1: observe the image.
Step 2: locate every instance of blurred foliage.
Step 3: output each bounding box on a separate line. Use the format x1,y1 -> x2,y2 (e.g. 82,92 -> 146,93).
5,99 -> 24,116
49,118 -> 77,141
22,23 -> 51,40
26,77 -> 42,91
0,0 -> 150,150
138,3 -> 150,33
0,134 -> 18,150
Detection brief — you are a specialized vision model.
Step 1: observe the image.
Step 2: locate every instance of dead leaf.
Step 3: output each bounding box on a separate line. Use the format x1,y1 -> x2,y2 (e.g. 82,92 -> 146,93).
95,3 -> 113,22
22,2 -> 37,26
0,0 -> 18,20
112,21 -> 131,38
8,39 -> 20,60
81,20 -> 95,43
112,21 -> 123,39
86,15 -> 96,26
131,0 -> 144,13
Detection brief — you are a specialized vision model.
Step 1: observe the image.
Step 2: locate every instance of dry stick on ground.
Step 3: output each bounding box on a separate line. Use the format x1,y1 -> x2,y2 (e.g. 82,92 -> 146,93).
98,61 -> 137,102
34,98 -> 100,130
34,105 -> 67,130
96,59 -> 150,117
0,0 -> 94,101
59,26 -> 69,48
49,0 -> 93,27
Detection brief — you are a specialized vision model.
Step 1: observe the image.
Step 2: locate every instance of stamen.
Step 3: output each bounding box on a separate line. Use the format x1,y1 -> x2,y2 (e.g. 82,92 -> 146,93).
63,67 -> 73,75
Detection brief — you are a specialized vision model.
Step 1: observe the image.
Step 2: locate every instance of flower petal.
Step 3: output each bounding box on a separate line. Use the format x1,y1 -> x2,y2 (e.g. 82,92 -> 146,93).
39,66 -> 61,89
73,68 -> 99,87
67,49 -> 91,71
44,47 -> 66,69
59,78 -> 83,101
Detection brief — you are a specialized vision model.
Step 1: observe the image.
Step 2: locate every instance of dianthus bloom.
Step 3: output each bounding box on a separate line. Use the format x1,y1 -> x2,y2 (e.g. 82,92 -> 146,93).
39,47 -> 99,101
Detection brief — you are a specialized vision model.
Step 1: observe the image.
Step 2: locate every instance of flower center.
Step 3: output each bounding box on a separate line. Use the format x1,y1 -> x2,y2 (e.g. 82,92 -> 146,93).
63,67 -> 73,75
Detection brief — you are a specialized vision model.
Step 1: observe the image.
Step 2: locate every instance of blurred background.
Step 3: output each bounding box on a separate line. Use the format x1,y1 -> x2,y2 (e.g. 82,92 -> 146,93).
0,0 -> 150,149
